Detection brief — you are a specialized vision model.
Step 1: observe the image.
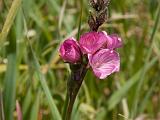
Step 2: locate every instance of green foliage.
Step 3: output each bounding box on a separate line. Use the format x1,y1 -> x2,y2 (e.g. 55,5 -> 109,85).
0,0 -> 160,120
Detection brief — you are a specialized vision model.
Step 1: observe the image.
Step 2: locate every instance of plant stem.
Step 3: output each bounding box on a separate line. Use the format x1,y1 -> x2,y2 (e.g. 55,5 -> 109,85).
66,90 -> 78,120
65,65 -> 87,120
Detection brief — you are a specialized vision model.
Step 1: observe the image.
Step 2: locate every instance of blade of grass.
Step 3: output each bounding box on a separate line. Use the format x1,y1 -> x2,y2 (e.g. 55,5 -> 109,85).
107,57 -> 158,110
58,0 -> 67,33
22,10 -> 62,120
62,93 -> 69,120
139,77 -> 159,113
83,81 -> 91,104
0,0 -> 21,47
71,98 -> 80,120
29,6 -> 52,41
47,0 -> 60,14
77,0 -> 83,40
0,91 -> 5,120
115,81 -> 129,119
131,5 -> 160,118
30,91 -> 40,120
27,40 -> 62,120
3,28 -> 17,120
22,88 -> 32,117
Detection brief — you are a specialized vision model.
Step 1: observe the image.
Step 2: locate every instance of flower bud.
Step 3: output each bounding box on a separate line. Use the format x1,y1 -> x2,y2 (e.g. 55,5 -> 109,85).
90,0 -> 97,9
96,8 -> 108,26
88,12 -> 98,31
59,38 -> 81,64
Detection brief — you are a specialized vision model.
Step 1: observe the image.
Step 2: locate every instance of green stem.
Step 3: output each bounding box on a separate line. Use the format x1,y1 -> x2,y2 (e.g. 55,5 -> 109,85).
66,90 -> 78,120
65,65 -> 87,120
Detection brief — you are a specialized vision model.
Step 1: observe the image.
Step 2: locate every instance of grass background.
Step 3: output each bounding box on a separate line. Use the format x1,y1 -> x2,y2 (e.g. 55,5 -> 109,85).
0,0 -> 160,120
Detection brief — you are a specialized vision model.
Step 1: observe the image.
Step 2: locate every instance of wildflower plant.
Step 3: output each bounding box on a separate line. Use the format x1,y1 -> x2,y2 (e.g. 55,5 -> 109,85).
59,0 -> 122,119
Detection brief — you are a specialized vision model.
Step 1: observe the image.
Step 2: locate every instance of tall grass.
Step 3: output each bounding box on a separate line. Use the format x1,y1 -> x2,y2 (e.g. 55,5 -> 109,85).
0,0 -> 160,120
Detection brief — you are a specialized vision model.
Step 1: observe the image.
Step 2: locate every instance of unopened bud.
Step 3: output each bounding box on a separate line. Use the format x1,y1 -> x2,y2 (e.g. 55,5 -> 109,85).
96,8 -> 108,26
88,12 -> 98,31
59,38 -> 82,64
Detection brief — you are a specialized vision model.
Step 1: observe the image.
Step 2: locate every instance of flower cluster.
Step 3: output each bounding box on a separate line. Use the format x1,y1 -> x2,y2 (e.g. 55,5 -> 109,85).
59,31 -> 122,79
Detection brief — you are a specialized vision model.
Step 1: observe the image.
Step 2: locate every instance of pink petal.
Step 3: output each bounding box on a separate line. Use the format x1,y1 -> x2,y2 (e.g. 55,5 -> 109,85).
88,49 -> 120,79
16,100 -> 22,120
79,31 -> 107,54
105,34 -> 123,49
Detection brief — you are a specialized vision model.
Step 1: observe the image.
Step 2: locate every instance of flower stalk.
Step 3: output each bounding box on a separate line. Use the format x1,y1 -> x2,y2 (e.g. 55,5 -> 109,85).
65,64 -> 88,120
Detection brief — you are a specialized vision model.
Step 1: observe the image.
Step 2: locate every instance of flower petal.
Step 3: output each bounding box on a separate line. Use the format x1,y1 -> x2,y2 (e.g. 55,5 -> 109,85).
79,31 -> 107,54
89,49 -> 120,79
105,34 -> 122,49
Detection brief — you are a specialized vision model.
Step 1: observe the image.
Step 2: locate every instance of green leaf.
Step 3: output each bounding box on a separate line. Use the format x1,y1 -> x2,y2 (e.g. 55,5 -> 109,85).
22,9 -> 62,119
3,28 -> 17,120
139,78 -> 158,113
30,91 -> 40,120
27,42 -> 62,120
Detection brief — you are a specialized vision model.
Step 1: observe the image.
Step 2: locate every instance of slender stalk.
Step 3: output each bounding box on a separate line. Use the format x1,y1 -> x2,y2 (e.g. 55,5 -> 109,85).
62,93 -> 69,119
66,89 -> 78,120
65,65 -> 87,120
0,91 -> 5,120
0,0 -> 21,47
77,0 -> 83,40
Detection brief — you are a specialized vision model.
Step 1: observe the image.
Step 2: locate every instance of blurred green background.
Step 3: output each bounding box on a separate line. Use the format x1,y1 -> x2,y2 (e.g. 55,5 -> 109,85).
0,0 -> 160,120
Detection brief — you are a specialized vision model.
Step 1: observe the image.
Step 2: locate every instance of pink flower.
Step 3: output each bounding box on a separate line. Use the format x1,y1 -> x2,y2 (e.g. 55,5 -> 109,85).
59,38 -> 81,63
59,31 -> 122,79
79,31 -> 107,54
88,49 -> 120,79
